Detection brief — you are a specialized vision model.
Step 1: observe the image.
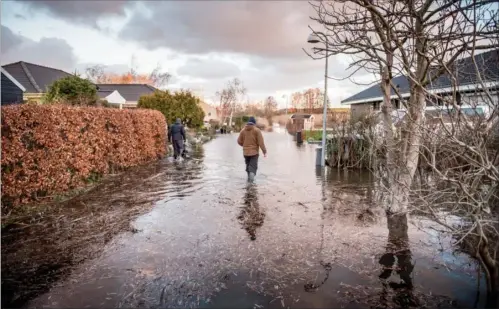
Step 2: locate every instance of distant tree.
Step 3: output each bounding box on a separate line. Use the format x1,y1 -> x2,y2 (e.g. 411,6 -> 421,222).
304,88 -> 323,111
263,96 -> 278,124
138,90 -> 205,128
291,92 -> 304,109
243,102 -> 265,117
216,78 -> 246,126
86,60 -> 171,88
290,88 -> 326,112
44,75 -> 98,106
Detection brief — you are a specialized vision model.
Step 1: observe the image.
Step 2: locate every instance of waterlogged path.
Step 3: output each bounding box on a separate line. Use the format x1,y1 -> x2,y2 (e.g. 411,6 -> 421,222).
26,131 -> 484,308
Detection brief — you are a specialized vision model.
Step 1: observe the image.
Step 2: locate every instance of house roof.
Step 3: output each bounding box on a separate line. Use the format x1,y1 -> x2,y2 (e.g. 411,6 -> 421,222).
1,61 -> 73,93
342,49 -> 499,105
291,114 -> 313,119
1,67 -> 26,92
96,84 -> 157,102
97,90 -> 114,99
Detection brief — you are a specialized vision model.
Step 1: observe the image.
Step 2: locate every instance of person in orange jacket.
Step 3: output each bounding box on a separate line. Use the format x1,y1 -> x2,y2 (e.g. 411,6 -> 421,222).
237,116 -> 267,182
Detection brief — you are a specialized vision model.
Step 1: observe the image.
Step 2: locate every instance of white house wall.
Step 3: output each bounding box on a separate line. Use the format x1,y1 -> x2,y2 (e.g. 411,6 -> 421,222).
460,90 -> 498,107
351,103 -> 374,119
350,90 -> 499,119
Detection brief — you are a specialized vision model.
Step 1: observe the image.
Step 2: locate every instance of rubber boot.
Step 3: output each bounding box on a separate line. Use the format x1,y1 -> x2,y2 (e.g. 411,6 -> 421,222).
248,172 -> 256,183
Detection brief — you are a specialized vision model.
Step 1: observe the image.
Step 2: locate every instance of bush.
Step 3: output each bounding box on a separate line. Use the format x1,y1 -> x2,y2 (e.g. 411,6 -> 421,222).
1,104 -> 167,209
209,119 -> 221,130
138,90 -> 205,128
44,75 -> 98,106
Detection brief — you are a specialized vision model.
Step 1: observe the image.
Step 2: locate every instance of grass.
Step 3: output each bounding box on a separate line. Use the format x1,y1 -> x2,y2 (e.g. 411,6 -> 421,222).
303,130 -> 332,141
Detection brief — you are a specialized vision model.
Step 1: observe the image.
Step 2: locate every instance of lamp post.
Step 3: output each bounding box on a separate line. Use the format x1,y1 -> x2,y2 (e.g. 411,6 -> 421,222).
282,94 -> 290,116
307,32 -> 329,167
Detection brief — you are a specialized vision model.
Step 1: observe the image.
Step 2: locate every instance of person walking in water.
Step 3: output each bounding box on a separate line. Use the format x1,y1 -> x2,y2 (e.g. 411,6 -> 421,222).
168,118 -> 186,160
237,116 -> 267,182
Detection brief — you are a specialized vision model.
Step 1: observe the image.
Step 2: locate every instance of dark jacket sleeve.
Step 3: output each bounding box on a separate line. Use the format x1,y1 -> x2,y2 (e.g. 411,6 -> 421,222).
168,125 -> 172,142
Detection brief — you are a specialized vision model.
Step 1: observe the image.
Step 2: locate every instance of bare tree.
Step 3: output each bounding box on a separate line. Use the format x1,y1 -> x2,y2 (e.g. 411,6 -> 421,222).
216,78 -> 246,127
290,88 -> 328,112
413,49 -> 499,306
308,0 -> 498,302
308,0 -> 497,213
85,57 -> 171,88
291,91 -> 304,110
263,96 -> 278,124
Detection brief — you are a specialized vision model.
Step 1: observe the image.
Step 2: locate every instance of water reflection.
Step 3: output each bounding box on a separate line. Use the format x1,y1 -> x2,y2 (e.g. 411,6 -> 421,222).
1,147 -> 207,308
237,184 -> 265,241
16,133 -> 484,309
379,212 -> 418,307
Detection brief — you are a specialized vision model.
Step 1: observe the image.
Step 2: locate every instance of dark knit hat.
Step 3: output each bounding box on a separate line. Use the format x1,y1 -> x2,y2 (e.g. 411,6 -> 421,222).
247,116 -> 256,125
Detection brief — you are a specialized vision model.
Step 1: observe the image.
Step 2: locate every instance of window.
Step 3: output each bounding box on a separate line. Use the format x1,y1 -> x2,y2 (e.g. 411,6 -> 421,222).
208,112 -> 211,116
456,92 -> 462,106
393,99 -> 401,109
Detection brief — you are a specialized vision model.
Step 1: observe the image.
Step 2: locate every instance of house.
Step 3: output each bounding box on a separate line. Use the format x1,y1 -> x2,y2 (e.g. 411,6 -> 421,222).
96,84 -> 157,108
198,101 -> 219,127
1,61 -> 159,108
342,50 -> 499,120
290,113 -> 315,131
1,67 -> 26,105
98,90 -> 127,109
1,61 -> 73,103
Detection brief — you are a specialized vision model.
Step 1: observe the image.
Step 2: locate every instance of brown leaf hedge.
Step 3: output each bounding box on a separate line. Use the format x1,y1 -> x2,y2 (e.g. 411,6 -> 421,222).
1,104 -> 167,209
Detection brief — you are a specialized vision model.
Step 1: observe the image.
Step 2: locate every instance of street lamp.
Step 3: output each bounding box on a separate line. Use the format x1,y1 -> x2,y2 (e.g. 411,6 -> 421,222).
307,32 -> 329,167
282,94 -> 290,116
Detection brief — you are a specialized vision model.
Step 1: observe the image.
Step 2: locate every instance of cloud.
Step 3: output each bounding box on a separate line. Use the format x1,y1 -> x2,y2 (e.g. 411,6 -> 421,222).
1,25 -> 23,54
13,0 -> 135,29
2,0 -> 373,103
14,13 -> 26,20
1,25 -> 77,72
169,52 -> 365,105
119,1 -> 315,59
75,62 -> 130,75
177,57 -> 241,80
115,0 -> 371,100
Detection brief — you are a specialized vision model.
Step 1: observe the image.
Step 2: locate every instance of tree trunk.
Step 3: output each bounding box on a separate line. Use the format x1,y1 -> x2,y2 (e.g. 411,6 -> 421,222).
228,109 -> 234,128
387,87 -> 425,214
383,15 -> 428,214
380,66 -> 402,213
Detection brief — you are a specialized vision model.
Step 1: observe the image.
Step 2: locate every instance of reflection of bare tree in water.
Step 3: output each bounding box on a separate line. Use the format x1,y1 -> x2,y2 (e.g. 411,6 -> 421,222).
305,171 -> 333,292
304,222 -> 333,292
237,185 -> 265,241
378,212 -> 418,307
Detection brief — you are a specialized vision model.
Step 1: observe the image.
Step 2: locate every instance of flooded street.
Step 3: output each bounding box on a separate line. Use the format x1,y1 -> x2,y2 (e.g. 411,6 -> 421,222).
24,132 -> 483,308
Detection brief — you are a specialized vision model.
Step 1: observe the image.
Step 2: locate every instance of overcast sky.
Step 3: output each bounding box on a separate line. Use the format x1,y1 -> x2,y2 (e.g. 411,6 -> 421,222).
1,0 -> 374,107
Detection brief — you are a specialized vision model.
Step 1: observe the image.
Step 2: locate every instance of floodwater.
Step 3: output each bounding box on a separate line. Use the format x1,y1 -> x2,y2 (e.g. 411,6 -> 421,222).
6,131 -> 485,308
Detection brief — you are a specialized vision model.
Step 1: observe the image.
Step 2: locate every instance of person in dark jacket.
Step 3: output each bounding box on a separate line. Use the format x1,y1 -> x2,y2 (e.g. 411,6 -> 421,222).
168,118 -> 186,160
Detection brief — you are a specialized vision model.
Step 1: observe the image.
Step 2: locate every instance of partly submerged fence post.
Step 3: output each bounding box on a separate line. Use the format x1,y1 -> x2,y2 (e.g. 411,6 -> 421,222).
316,147 -> 322,166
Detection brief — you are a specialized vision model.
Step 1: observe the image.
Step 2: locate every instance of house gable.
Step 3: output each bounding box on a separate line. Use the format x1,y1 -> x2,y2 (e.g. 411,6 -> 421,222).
1,67 -> 26,92
98,90 -> 126,106
1,68 -> 25,105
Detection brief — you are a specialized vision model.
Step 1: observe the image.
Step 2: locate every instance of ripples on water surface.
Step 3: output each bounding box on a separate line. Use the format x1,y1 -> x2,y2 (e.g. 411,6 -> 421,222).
17,132 -> 485,308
